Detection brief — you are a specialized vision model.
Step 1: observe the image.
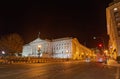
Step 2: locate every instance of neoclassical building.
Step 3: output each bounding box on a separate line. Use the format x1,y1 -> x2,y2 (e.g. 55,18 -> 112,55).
22,37 -> 52,58
106,0 -> 120,59
22,37 -> 94,59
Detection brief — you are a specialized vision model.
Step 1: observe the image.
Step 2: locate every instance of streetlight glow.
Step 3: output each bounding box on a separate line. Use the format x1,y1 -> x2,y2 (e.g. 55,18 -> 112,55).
93,37 -> 96,39
114,7 -> 118,11
2,51 -> 5,54
38,44 -> 42,58
38,45 -> 41,48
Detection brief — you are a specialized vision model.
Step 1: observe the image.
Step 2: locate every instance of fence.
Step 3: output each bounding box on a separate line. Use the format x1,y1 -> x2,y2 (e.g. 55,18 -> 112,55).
0,57 -> 73,64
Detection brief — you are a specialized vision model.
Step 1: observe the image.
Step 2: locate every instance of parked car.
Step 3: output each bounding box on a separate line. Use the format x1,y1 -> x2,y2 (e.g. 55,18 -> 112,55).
86,58 -> 90,62
98,58 -> 103,63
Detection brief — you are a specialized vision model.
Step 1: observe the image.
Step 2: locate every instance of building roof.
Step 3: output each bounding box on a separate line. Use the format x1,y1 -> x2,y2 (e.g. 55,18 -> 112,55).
109,0 -> 120,6
52,37 -> 73,42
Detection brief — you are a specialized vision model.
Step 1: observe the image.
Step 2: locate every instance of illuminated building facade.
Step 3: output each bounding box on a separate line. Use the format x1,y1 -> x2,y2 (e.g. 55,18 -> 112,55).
106,0 -> 120,59
22,38 -> 52,58
52,37 -> 72,58
22,37 -> 94,59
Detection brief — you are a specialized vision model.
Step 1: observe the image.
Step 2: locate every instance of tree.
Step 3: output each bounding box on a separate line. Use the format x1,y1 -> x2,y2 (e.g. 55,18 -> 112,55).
0,33 -> 24,56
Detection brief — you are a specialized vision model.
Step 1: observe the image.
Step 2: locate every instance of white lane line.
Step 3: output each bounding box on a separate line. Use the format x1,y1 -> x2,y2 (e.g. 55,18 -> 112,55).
115,67 -> 119,79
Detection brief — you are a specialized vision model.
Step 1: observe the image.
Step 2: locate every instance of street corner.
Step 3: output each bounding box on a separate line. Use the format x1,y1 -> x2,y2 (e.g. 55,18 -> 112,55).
105,59 -> 120,67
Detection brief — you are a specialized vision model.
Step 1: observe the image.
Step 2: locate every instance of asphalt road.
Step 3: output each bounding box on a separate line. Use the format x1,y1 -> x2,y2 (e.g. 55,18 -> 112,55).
0,61 -> 118,79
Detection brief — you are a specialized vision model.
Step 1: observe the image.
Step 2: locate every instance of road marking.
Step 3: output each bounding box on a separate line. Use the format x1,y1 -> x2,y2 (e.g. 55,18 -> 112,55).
115,67 -> 119,79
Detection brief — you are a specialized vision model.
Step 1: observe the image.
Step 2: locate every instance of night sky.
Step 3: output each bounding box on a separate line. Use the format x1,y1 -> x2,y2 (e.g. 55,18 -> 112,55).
0,0 -> 113,48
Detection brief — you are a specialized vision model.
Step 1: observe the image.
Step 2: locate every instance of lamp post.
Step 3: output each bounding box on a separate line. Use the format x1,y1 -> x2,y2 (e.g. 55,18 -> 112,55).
2,51 -> 5,58
2,51 -> 5,55
38,45 -> 41,58
66,50 -> 69,60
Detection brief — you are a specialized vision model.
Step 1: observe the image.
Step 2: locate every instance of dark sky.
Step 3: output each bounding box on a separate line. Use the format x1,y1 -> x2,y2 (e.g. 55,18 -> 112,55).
0,0 -> 113,48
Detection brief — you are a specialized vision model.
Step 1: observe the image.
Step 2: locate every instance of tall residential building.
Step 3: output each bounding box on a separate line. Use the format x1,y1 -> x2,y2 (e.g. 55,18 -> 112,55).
22,37 -> 94,60
106,0 -> 120,59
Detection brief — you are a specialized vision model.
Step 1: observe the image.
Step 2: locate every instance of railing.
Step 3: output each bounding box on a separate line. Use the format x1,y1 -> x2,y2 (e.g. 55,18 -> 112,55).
0,57 -> 73,64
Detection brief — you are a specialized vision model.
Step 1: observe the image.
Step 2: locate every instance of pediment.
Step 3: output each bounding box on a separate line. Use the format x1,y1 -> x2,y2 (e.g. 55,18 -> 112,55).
29,38 -> 44,44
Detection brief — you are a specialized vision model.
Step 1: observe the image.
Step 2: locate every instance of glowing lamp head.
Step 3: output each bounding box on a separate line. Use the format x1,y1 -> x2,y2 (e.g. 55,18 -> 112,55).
114,7 -> 118,11
38,45 -> 41,48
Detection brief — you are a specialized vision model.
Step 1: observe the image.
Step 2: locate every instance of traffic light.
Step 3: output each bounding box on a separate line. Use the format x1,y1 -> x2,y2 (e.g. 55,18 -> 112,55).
98,43 -> 103,48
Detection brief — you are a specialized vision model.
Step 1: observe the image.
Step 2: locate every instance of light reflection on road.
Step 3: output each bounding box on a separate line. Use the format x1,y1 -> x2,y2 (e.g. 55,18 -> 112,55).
0,62 -> 117,79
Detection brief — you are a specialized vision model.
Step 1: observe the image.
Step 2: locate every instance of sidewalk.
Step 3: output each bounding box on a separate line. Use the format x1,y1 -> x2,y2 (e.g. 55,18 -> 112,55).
104,59 -> 120,67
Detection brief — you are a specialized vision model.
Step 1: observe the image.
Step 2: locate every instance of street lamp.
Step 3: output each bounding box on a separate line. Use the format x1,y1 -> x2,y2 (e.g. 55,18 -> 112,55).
66,50 -> 69,59
2,51 -> 5,55
38,45 -> 41,58
1,51 -> 5,58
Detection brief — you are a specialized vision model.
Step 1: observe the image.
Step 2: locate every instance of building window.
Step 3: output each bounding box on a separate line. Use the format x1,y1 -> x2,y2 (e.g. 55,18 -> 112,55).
67,43 -> 69,45
59,44 -> 61,46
